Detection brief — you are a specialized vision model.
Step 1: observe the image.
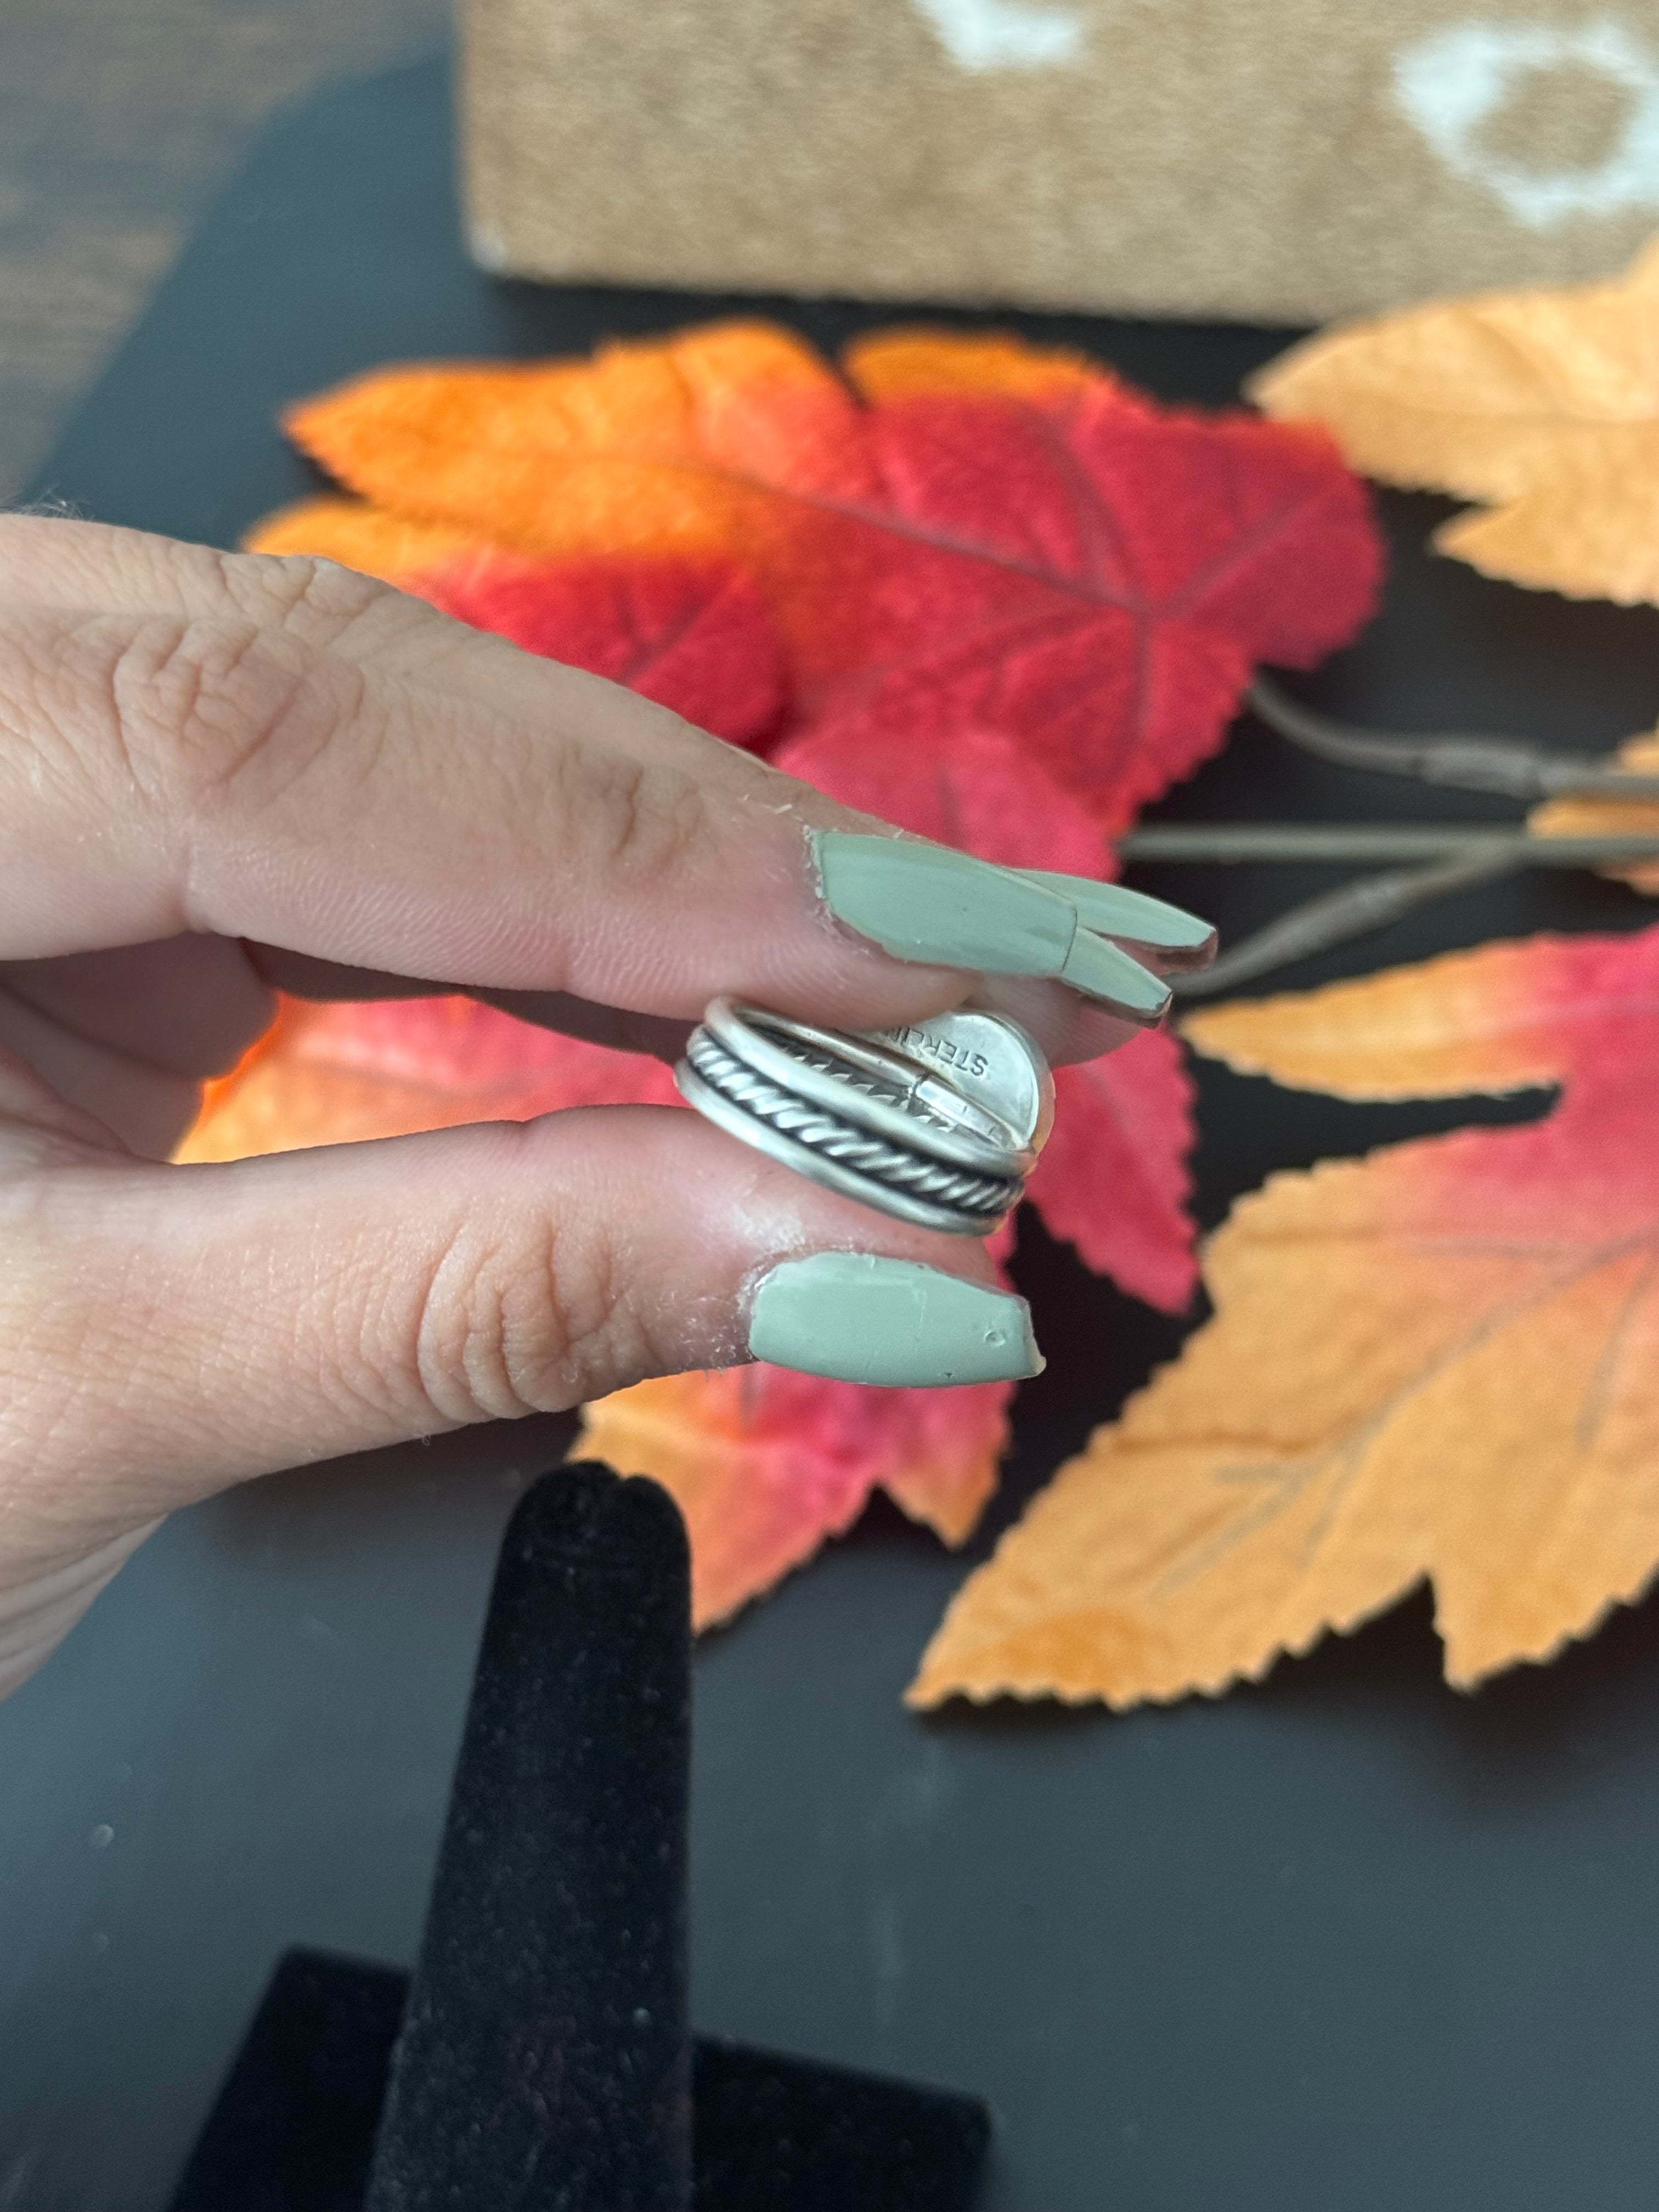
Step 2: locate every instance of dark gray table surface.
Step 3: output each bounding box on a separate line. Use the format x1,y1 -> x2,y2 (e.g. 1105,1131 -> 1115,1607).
7,55 -> 1659,2212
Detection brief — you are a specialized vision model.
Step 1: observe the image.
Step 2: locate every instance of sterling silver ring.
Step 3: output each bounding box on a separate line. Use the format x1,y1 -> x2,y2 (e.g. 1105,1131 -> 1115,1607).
675,997 -> 1054,1236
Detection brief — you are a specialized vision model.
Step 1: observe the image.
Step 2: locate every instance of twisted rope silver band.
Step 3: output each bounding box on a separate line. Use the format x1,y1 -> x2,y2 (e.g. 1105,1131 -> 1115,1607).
749,1033 -> 967,1142
685,1031 -> 1018,1219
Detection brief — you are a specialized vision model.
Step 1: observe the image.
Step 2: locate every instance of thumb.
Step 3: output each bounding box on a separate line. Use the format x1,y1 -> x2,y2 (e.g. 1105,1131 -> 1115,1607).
2,1105 -> 1037,1638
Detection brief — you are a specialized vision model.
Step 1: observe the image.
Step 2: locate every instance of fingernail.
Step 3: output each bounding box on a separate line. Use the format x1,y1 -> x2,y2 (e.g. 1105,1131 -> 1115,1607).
748,1252 -> 1044,1387
812,830 -> 1184,1019
814,831 -> 1074,976
1022,873 -> 1217,957
1060,930 -> 1172,1020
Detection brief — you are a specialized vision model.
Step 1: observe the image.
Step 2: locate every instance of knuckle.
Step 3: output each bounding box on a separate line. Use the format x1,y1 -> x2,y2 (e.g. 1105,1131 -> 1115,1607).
557,741 -> 713,889
395,1186 -> 653,1425
210,547 -> 400,650
105,612 -> 368,817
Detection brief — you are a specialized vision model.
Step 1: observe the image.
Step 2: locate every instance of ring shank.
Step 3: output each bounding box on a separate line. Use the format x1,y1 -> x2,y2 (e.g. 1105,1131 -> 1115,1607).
676,1000 -> 1047,1238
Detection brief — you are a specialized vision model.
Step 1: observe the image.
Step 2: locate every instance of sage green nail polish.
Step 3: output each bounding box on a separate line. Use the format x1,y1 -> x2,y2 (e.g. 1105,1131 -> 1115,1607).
1023,872 -> 1216,953
1059,929 -> 1173,1019
814,831 -> 1074,976
749,1252 -> 1043,1387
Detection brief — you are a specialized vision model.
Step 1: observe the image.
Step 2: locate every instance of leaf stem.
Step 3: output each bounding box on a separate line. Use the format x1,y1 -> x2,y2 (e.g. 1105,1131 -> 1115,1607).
1170,851 -> 1525,996
1121,826 -> 1659,865
1250,676 -> 1659,802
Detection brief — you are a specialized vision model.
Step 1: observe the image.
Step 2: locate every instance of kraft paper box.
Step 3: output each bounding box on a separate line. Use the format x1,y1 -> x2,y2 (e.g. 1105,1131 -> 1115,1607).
461,1 -> 1659,322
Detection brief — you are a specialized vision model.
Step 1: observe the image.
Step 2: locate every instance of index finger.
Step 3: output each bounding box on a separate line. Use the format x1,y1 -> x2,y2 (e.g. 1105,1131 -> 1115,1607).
0,518 -> 1203,1051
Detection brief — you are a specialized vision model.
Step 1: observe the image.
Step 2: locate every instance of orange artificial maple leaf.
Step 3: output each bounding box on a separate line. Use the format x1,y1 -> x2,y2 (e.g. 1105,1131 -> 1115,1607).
177,994 -> 680,1165
910,926 -> 1659,1708
1250,234 -> 1659,606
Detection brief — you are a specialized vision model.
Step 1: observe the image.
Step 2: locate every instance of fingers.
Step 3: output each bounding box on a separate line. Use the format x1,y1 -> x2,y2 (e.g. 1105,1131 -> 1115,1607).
2,1108 -> 1040,1559
0,936 -> 275,1160
0,518 -> 1210,1062
0,935 -> 274,1078
0,996 -> 192,1159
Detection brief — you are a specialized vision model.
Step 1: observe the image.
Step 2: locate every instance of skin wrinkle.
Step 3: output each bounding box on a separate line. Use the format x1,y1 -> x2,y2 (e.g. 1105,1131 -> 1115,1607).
403,1156 -> 641,1427
200,665 -> 767,1015
1,532 -> 710,789
224,1218 -> 393,1464
283,1202 -> 420,1435
61,611 -> 182,814
454,1218 -> 563,1422
225,545 -> 392,647
489,1221 -> 579,1417
514,1214 -> 645,1413
548,728 -> 691,894
132,620 -> 367,822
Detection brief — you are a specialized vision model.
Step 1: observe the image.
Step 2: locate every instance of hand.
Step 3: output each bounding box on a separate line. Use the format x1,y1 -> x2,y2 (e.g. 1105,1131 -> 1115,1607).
0,517 -> 1207,1697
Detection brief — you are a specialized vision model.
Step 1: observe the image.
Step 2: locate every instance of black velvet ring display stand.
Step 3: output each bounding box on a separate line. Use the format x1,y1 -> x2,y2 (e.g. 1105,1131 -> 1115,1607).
7,51 -> 1659,2212
166,1467 -> 988,2212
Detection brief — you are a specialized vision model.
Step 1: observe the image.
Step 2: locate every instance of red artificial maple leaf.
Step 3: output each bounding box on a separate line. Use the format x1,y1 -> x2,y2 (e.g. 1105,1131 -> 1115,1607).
774,362 -> 1381,828
424,551 -> 788,749
262,323 -> 1380,827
